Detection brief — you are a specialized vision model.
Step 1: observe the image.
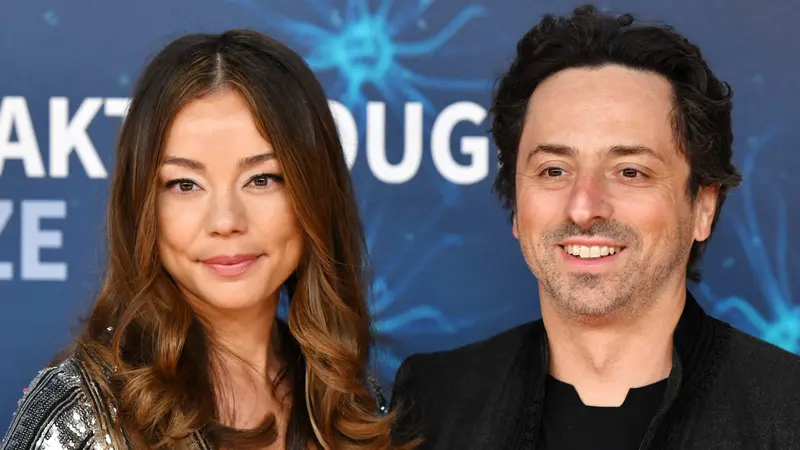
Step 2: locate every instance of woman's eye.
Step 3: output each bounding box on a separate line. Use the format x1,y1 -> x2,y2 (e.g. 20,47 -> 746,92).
248,173 -> 283,188
178,180 -> 195,191
252,175 -> 271,186
165,179 -> 198,193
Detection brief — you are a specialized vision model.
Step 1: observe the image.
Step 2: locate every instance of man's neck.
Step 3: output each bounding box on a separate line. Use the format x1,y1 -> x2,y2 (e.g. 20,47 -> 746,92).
541,284 -> 686,407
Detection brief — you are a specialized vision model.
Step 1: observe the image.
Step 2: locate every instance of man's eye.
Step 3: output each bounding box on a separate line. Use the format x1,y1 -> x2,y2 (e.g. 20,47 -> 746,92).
622,168 -> 640,178
542,168 -> 565,177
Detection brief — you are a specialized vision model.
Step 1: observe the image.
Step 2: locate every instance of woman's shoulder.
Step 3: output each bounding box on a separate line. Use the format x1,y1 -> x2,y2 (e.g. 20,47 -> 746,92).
0,355 -> 115,450
366,371 -> 389,415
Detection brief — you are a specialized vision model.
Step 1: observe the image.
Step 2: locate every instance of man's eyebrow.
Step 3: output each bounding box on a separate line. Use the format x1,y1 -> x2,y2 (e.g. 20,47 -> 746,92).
525,144 -> 577,166
525,144 -> 665,165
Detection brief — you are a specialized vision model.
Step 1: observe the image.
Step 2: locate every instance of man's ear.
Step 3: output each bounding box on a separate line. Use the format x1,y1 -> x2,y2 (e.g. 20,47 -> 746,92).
693,184 -> 719,242
512,213 -> 519,240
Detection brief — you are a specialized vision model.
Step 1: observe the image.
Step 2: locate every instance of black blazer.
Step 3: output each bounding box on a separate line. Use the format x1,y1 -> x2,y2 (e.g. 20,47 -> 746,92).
390,292 -> 800,449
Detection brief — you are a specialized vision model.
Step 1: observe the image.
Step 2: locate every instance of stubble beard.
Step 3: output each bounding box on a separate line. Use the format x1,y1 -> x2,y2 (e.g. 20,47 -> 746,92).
519,218 -> 694,322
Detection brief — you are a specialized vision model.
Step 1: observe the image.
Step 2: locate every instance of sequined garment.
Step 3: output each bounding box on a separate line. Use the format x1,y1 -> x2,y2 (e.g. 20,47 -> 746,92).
1,356 -> 389,450
0,356 -> 212,450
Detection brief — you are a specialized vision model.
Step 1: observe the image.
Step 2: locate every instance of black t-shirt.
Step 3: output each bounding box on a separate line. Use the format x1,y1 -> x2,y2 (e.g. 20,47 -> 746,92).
539,374 -> 668,450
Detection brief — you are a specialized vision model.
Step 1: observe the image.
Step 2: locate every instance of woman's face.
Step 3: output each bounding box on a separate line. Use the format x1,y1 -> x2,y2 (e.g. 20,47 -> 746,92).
156,88 -> 304,315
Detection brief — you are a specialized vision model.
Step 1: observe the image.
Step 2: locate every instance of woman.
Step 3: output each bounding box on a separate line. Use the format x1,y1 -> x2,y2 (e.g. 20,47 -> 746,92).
1,30 -> 414,450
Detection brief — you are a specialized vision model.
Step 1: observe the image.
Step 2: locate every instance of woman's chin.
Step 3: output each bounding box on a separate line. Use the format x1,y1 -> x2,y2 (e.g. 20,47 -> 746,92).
189,288 -> 280,317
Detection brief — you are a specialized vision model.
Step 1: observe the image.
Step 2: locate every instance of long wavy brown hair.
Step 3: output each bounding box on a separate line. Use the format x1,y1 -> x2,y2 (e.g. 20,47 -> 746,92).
71,29 -> 415,450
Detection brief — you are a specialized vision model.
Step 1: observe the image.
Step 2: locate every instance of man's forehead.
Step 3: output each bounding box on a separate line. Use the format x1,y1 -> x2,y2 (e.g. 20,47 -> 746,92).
520,65 -> 678,143
519,107 -> 681,165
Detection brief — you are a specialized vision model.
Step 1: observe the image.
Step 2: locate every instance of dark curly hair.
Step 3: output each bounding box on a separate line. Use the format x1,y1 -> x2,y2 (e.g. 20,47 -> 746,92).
490,4 -> 742,282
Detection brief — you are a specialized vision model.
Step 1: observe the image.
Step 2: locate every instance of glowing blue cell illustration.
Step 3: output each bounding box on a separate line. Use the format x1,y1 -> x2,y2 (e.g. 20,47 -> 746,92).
228,0 -> 490,114
699,127 -> 799,354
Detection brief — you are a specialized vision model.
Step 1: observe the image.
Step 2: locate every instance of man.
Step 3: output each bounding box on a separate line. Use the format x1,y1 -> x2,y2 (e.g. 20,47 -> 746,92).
390,5 -> 800,450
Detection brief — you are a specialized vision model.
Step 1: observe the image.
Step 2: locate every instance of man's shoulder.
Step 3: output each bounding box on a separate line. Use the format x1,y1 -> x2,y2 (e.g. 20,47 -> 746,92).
390,320 -> 542,441
400,320 -> 541,376
391,319 -> 542,401
722,322 -> 800,390
706,319 -> 800,425
692,321 -> 800,444
1,355 -> 109,450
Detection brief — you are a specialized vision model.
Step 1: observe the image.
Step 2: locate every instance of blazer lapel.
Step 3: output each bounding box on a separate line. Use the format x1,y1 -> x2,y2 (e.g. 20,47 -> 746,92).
469,321 -> 547,450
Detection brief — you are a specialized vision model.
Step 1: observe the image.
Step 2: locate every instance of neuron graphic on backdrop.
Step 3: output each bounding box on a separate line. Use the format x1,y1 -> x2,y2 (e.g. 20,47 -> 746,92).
243,0 -> 494,384
359,176 -> 474,384
276,193 -> 470,385
698,127 -> 799,354
228,0 -> 489,115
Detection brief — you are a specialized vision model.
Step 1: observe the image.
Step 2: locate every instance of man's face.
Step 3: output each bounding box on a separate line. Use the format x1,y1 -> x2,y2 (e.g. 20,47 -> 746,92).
513,64 -> 718,319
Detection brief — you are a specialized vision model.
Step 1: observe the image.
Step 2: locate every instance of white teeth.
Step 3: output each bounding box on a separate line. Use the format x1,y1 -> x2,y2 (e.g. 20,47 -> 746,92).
564,244 -> 623,259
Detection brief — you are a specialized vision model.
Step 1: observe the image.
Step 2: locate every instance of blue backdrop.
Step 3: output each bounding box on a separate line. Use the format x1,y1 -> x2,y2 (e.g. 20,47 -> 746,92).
1,0 -> 798,431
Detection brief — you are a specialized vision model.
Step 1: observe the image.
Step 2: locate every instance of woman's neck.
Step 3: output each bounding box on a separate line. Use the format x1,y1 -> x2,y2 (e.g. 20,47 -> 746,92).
197,296 -> 292,430
188,292 -> 282,376
212,313 -> 281,377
